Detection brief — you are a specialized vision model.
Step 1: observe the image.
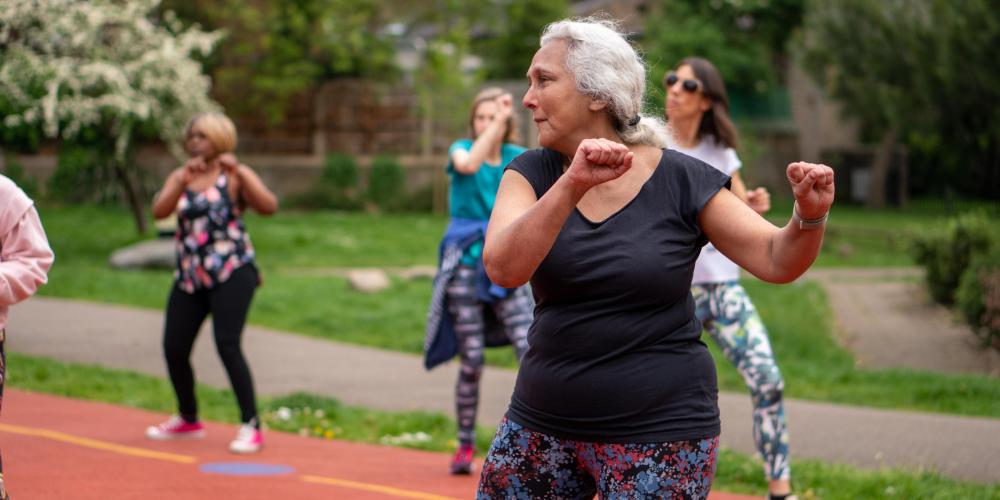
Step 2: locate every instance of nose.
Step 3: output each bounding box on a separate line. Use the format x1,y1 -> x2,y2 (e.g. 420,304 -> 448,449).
522,85 -> 537,110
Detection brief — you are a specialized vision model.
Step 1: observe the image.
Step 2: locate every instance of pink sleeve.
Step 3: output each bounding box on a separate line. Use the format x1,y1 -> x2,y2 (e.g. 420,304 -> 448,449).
0,206 -> 54,306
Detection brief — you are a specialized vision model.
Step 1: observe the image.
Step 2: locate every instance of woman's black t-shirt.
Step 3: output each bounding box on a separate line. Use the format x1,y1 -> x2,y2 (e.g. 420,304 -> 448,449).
504,147 -> 731,443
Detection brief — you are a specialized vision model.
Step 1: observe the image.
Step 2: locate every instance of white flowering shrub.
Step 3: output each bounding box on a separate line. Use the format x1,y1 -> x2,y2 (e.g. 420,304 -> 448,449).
0,0 -> 222,158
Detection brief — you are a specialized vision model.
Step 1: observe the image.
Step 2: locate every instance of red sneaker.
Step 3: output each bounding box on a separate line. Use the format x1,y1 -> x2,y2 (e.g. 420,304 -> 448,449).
449,443 -> 475,475
145,415 -> 205,440
229,423 -> 264,454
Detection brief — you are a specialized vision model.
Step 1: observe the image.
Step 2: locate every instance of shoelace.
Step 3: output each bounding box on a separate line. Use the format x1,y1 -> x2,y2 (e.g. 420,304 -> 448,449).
236,425 -> 258,441
162,416 -> 187,431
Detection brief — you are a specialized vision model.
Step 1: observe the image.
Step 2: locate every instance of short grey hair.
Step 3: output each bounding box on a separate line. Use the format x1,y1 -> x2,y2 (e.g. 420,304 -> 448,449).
541,17 -> 668,148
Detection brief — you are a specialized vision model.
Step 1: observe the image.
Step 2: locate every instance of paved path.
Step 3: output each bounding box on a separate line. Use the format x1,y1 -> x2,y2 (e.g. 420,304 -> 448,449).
806,267 -> 1000,376
7,296 -> 1000,484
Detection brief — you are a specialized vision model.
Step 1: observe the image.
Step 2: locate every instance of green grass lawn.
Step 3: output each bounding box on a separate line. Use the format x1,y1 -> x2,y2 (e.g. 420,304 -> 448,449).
765,197 -> 999,267
34,203 -> 999,417
8,353 -> 997,499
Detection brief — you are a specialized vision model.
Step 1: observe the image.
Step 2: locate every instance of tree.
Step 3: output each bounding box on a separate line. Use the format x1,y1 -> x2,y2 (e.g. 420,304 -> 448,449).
642,0 -> 805,102
0,0 -> 222,233
475,0 -> 570,79
161,0 -> 399,125
799,0 -> 1000,202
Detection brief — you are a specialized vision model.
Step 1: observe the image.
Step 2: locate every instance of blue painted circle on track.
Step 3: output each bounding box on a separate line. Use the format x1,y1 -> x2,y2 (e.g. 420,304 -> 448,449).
199,462 -> 295,476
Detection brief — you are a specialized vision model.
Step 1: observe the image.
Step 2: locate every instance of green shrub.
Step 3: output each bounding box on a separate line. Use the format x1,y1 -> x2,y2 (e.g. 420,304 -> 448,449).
283,153 -> 362,211
366,154 -> 405,211
956,248 -> 1000,347
398,183 -> 434,213
48,144 -> 116,204
322,153 -> 360,189
1,157 -> 39,198
911,211 -> 995,304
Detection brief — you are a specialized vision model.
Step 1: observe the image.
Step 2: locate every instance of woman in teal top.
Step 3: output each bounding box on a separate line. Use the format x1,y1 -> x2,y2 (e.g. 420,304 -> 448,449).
435,87 -> 534,475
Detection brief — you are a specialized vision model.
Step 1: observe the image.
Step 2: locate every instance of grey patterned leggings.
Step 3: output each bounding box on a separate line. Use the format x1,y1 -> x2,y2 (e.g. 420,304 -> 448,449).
446,265 -> 531,446
692,282 -> 790,481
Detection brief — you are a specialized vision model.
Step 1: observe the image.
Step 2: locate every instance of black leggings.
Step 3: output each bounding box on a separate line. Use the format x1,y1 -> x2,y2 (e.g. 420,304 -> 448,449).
163,265 -> 259,425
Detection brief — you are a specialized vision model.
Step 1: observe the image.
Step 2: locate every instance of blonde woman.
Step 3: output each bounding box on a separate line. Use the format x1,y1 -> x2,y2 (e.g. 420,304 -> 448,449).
146,112 -> 277,454
424,88 -> 534,475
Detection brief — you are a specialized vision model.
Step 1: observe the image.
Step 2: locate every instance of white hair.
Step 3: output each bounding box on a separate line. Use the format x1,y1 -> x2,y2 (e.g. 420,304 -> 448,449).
540,17 -> 668,148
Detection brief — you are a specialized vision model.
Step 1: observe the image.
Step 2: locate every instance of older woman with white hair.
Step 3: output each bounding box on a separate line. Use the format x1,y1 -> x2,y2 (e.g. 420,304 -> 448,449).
477,18 -> 834,498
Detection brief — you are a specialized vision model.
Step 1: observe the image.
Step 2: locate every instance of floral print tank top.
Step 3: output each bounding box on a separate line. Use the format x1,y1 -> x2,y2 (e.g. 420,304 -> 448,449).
174,173 -> 256,293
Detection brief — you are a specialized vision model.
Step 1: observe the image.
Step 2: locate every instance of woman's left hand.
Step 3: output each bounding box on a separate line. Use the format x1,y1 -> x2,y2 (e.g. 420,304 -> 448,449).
786,162 -> 834,219
218,153 -> 240,177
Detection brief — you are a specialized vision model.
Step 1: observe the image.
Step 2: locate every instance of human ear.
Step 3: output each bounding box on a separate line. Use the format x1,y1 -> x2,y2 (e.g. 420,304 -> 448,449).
589,99 -> 608,112
700,96 -> 712,112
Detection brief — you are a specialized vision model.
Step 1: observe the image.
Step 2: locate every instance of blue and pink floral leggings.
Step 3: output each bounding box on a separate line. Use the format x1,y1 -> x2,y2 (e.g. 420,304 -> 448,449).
477,417 -> 719,499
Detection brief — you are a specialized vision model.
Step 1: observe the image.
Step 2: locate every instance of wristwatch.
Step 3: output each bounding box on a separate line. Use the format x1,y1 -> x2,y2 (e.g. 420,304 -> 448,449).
792,203 -> 828,230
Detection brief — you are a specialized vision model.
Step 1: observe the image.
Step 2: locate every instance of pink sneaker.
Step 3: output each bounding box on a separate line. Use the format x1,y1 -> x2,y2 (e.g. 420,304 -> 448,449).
229,423 -> 263,454
449,443 -> 475,475
145,415 -> 205,440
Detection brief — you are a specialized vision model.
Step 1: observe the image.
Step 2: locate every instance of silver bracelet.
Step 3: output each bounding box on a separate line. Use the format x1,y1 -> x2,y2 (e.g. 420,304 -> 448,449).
792,202 -> 828,230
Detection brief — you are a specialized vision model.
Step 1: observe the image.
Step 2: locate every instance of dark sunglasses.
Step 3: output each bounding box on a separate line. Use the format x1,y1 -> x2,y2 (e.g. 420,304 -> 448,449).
665,72 -> 702,93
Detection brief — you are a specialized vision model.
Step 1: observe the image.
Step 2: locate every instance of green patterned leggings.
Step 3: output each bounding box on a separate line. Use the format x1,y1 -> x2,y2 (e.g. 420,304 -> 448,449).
692,282 -> 790,481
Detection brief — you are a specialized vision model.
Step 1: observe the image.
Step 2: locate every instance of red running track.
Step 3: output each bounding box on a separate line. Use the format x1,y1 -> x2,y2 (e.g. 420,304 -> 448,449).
0,390 -> 756,499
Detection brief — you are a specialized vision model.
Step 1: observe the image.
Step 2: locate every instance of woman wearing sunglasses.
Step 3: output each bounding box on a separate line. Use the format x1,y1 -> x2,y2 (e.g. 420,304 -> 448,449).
665,57 -> 797,500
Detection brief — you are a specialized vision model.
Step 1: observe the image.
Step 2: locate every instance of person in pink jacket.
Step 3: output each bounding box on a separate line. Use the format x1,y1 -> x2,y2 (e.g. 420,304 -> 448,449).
0,173 -> 54,500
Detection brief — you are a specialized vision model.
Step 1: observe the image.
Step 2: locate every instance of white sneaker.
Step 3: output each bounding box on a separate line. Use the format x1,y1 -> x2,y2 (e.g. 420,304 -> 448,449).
229,423 -> 263,454
145,415 -> 205,440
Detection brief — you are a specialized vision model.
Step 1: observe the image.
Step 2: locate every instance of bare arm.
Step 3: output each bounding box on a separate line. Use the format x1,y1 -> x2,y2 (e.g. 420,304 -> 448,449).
151,164 -> 194,219
701,161 -> 834,283
730,170 -> 770,214
452,95 -> 513,174
729,170 -> 749,201
234,165 -> 278,215
483,139 -> 633,287
219,154 -> 277,215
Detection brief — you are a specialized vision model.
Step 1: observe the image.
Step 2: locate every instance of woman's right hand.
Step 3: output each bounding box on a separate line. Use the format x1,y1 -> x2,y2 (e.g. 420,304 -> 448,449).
565,138 -> 634,192
495,93 -> 514,119
178,157 -> 207,185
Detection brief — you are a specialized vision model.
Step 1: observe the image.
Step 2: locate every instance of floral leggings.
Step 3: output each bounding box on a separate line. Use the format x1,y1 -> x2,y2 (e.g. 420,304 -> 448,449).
692,282 -> 790,481
446,265 -> 531,446
478,417 -> 719,499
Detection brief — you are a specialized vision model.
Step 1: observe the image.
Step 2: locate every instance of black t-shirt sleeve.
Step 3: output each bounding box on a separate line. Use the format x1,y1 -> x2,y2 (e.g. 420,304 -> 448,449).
505,148 -> 563,199
663,150 -> 732,247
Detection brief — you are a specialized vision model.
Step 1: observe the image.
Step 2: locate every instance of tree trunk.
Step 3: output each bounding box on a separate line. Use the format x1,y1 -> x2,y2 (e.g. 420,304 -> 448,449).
866,128 -> 897,209
114,159 -> 148,234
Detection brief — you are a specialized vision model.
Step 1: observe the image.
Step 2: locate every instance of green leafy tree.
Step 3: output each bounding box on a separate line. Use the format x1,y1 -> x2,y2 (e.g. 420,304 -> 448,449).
798,0 -> 1000,201
162,0 -> 399,124
475,0 -> 570,79
405,2 -> 487,154
642,0 -> 805,103
0,0 -> 222,233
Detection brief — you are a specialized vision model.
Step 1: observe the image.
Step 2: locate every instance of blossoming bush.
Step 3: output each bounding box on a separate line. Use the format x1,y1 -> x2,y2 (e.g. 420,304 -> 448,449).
0,0 -> 222,230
